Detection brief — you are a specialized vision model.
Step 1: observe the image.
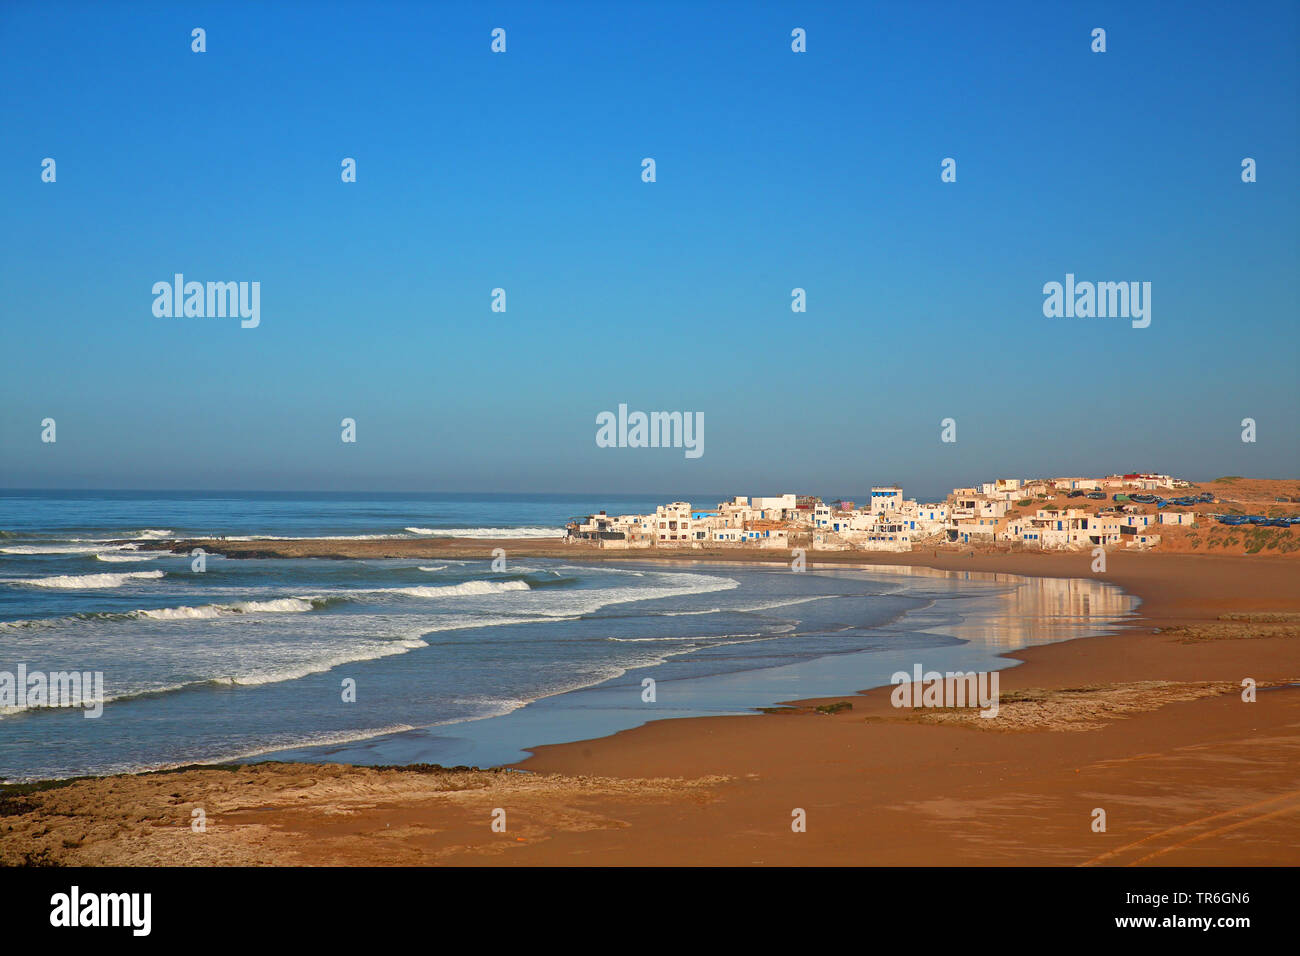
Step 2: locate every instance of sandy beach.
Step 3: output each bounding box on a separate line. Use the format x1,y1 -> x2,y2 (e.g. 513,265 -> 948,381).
3,543 -> 1296,866
4,0 -> 1297,893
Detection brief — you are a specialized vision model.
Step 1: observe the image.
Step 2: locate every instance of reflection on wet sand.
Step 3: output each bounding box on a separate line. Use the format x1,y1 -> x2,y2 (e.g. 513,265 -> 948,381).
854,563 -> 1138,651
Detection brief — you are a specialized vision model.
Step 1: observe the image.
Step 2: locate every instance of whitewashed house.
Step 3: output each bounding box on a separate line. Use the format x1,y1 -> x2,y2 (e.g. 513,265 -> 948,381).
869,486 -> 904,514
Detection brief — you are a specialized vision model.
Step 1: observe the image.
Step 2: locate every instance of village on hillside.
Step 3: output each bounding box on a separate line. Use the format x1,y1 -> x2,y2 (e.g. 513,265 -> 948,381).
565,474 -> 1300,554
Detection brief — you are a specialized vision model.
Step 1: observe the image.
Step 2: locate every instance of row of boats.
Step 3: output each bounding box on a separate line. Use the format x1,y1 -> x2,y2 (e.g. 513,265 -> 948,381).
1059,488 -> 1297,527
1066,490 -> 1217,507
1131,493 -> 1211,506
1216,514 -> 1300,527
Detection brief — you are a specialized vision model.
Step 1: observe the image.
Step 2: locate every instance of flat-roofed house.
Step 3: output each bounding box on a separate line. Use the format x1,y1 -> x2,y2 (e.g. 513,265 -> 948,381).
1053,477 -> 1099,491
861,520 -> 912,551
654,502 -> 693,544
742,519 -> 790,548
948,518 -> 997,545
869,486 -> 904,514
1087,514 -> 1124,547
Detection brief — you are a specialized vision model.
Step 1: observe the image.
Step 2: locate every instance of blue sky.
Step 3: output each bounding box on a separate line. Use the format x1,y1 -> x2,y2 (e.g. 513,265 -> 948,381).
2,0 -> 1297,497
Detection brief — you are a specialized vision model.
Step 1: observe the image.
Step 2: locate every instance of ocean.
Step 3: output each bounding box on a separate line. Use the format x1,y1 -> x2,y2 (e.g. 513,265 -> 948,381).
0,491 -> 1137,782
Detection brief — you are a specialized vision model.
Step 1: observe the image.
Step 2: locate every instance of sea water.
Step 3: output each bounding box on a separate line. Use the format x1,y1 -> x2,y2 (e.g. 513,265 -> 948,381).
0,491 -> 1137,781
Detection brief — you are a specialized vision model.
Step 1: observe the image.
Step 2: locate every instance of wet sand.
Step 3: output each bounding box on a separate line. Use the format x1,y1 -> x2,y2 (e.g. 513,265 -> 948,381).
3,546 -> 1298,866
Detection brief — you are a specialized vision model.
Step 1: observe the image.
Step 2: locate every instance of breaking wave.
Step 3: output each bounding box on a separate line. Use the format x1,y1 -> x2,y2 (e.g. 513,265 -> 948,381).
0,544 -> 126,555
383,580 -> 532,598
7,570 -> 166,589
405,526 -> 563,538
134,597 -> 323,620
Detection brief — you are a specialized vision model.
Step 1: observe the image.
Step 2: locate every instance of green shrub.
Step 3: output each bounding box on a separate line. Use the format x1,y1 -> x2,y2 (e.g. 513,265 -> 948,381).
815,701 -> 853,715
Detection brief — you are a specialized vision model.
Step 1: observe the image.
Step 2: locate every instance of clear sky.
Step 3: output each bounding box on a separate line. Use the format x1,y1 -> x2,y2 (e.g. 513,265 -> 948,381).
2,0 -> 1297,497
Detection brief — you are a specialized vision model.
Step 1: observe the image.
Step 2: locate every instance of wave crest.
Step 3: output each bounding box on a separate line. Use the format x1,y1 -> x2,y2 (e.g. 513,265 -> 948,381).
386,580 -> 531,598
134,597 -> 324,620
405,527 -> 562,538
7,570 -> 166,589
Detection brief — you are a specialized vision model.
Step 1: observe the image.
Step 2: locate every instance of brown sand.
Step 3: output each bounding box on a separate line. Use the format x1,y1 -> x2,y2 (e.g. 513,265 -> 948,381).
4,547 -> 1298,866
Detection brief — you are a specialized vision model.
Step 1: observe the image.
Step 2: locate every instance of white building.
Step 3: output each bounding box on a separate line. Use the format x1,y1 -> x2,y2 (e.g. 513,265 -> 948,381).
869,486 -> 903,514
1053,477 -> 1099,491
653,502 -> 694,543
751,494 -> 797,519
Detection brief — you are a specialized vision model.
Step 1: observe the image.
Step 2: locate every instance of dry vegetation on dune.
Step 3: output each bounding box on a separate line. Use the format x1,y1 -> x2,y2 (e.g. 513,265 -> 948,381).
1162,613 -> 1300,643
872,681 -> 1239,732
1028,478 -> 1300,556
1200,476 -> 1300,505
864,610 -> 1300,732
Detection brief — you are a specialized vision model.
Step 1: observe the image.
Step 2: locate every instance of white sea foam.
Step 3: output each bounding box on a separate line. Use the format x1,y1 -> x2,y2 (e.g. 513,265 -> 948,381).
95,551 -> 168,562
526,572 -> 739,618
496,564 -> 565,575
0,543 -> 126,555
385,580 -> 531,598
657,594 -> 831,617
223,724 -> 421,761
219,636 -> 430,686
382,570 -> 739,623
417,565 -> 447,572
1,724 -> 424,783
0,582 -> 531,630
607,630 -> 771,642
0,564 -> 736,742
7,570 -> 166,589
134,597 -> 320,620
0,621 -> 436,723
553,564 -> 646,576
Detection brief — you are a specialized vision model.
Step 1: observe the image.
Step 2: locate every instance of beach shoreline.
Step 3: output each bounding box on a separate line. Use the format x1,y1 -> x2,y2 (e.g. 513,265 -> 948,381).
3,545 -> 1298,865
242,556 -> 1136,773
